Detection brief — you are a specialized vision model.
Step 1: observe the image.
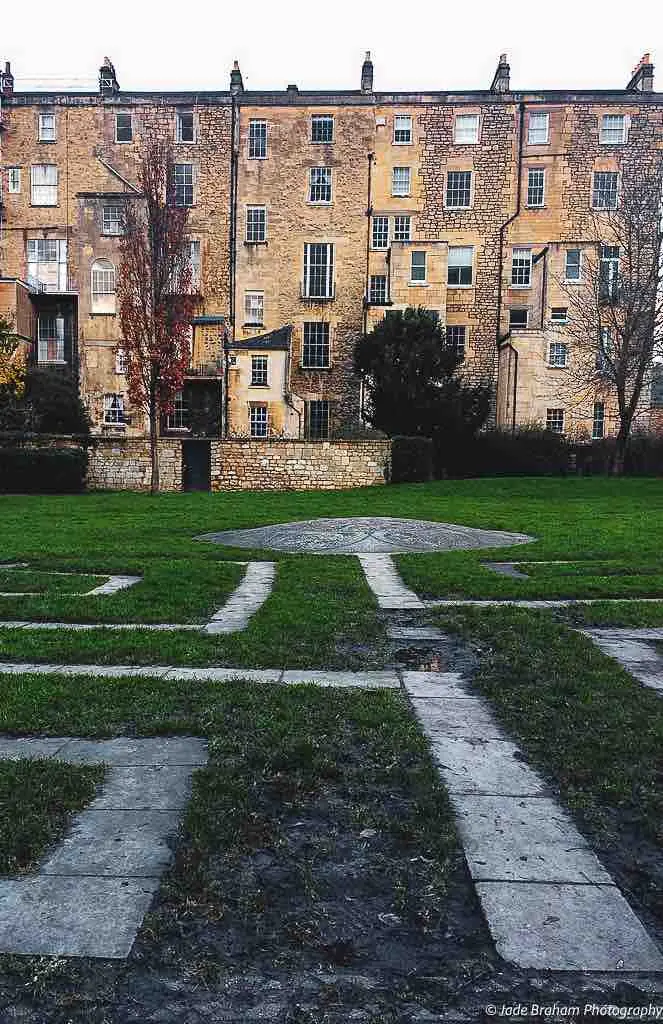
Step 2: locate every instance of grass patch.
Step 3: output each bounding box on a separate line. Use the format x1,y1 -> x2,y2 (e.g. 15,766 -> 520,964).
0,569 -> 106,595
0,760 -> 103,874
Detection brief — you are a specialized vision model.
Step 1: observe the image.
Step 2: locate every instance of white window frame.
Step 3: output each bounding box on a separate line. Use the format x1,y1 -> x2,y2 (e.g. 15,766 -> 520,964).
102,205 -> 124,236
311,115 -> 334,144
30,165 -> 58,206
37,315 -> 65,363
393,215 -> 411,242
368,275 -> 388,305
410,251 -> 427,284
550,307 -> 568,325
244,291 -> 264,326
509,308 -> 529,330
248,119 -> 267,159
166,391 -> 189,431
245,205 -> 267,243
548,341 -> 568,367
38,112 -> 56,142
176,110 -> 195,144
448,246 -> 474,287
115,113 -> 133,144
115,347 -> 127,375
392,166 -> 411,197
546,407 -> 565,434
307,399 -> 330,440
173,163 -> 194,207
303,242 -> 334,299
599,114 -> 627,145
103,393 -> 125,426
526,168 -> 545,208
371,216 -> 389,250
527,111 -> 549,145
454,113 -> 480,145
592,171 -> 619,210
91,258 -> 117,315
446,325 -> 467,360
592,401 -> 606,439
7,167 -> 21,194
445,170 -> 472,209
27,238 -> 67,291
250,355 -> 269,387
308,166 -> 332,204
511,247 -> 533,288
564,248 -> 582,283
393,114 -> 413,145
250,404 -> 269,438
188,240 -> 201,290
302,322 -> 331,368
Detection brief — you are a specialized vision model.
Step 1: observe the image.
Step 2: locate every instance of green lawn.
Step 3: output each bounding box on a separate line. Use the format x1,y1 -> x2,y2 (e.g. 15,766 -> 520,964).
2,478 -> 663,665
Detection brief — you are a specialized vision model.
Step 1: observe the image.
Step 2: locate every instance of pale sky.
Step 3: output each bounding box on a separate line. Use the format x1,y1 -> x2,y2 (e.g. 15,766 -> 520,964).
1,0 -> 660,94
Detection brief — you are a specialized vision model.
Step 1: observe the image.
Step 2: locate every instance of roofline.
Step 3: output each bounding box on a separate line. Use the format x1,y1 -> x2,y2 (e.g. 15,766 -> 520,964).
5,88 -> 663,106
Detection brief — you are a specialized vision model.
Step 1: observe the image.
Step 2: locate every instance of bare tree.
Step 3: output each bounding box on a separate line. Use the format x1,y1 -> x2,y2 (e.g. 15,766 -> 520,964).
117,139 -> 196,492
557,161 -> 663,474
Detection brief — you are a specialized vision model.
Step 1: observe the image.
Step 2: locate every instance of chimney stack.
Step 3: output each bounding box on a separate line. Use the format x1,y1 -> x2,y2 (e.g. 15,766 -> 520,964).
99,57 -> 119,96
626,53 -> 654,92
1,61 -> 14,98
490,53 -> 510,93
230,61 -> 244,96
361,51 -> 374,93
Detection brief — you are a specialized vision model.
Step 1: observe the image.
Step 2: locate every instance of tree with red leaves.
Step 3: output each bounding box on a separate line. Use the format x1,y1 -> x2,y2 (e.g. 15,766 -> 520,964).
117,139 -> 196,492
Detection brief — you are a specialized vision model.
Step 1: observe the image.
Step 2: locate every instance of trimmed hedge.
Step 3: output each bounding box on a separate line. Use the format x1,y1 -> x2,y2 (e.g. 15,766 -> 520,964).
0,447 -> 88,493
391,436 -> 434,483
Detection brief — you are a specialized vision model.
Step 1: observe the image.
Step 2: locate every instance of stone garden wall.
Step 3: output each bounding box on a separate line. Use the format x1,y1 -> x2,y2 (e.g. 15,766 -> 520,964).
86,437 -> 391,491
210,440 -> 391,491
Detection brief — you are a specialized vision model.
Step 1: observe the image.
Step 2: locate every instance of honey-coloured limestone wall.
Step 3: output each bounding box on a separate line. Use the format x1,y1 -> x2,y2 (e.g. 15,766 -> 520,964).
212,440 -> 391,491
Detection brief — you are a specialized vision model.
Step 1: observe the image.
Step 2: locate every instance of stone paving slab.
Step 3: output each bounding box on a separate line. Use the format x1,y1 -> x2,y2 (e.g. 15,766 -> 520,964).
164,667 -> 282,683
281,669 -> 400,689
357,553 -> 425,609
0,737 -> 72,760
582,630 -> 663,693
386,625 -> 446,641
0,736 -> 207,958
0,622 -> 201,632
428,737 -> 547,796
413,697 -> 507,739
400,671 -> 469,698
0,875 -> 159,958
454,796 -> 612,883
205,561 -> 276,634
41,809 -> 177,877
55,664 -> 173,678
85,575 -> 142,596
58,737 -> 209,765
476,882 -> 663,971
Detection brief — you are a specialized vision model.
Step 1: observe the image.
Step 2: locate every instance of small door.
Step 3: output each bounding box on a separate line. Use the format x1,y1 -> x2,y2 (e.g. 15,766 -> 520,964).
182,440 -> 211,491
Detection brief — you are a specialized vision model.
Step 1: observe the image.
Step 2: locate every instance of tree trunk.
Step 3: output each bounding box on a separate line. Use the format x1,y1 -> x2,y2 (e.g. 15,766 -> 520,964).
611,416 -> 632,476
149,391 -> 160,493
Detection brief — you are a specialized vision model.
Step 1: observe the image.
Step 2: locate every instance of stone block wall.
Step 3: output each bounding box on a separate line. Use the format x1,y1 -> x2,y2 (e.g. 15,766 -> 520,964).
211,440 -> 391,491
87,438 -> 182,491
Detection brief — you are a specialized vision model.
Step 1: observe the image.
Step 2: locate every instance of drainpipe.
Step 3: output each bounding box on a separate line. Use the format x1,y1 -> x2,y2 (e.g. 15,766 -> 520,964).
284,332 -> 303,437
225,95 -> 239,438
495,101 -> 525,428
360,152 -> 374,421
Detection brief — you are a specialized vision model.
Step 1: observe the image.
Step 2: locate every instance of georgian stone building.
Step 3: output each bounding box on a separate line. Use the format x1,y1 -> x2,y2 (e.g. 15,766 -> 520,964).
0,52 -> 661,446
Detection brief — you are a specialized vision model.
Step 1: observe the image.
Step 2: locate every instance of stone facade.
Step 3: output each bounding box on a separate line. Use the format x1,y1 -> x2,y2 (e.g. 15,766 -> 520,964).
1,52 -> 662,452
87,438 -> 183,491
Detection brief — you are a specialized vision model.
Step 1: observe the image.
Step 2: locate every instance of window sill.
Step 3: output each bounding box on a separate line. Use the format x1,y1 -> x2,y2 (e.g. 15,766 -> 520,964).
249,384 -> 270,389
38,359 -> 67,365
90,312 -> 117,317
38,139 -> 57,144
244,240 -> 268,247
310,140 -> 334,145
247,154 -> 268,160
563,279 -> 582,285
447,284 -> 474,290
300,364 -> 331,371
392,140 -> 413,146
408,281 -> 429,287
307,201 -> 333,207
525,205 -> 546,210
175,139 -> 196,146
510,284 -> 532,290
101,232 -> 124,238
115,139 -> 133,144
454,140 -> 480,146
30,203 -> 59,208
444,205 -> 472,211
546,364 -> 568,370
243,322 -> 264,328
392,193 -> 411,199
371,247 -> 389,253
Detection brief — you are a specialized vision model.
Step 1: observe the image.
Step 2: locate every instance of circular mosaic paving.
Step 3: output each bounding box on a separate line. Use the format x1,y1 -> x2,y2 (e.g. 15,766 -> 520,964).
197,517 -> 534,555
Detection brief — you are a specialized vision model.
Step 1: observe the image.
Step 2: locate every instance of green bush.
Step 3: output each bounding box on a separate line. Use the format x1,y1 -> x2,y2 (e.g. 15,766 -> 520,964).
391,436 -> 434,483
0,447 -> 88,493
0,367 -> 90,437
457,427 -> 569,477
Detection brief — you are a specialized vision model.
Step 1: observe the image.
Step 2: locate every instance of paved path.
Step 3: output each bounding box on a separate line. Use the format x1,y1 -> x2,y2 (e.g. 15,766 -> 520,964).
0,736 -> 207,958
205,561 -> 276,634
358,553 -> 424,609
583,627 -> 663,692
403,670 -> 663,971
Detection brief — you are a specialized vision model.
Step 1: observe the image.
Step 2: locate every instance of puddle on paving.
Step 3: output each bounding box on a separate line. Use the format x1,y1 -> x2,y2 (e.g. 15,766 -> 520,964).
393,647 -> 449,671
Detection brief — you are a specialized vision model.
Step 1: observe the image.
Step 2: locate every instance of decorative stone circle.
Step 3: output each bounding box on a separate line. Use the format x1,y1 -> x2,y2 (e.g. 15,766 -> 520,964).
197,517 -> 534,555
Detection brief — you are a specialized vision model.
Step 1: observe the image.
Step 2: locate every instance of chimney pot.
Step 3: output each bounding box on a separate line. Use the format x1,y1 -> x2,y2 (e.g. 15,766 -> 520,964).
626,52 -> 654,92
230,60 -> 244,96
361,50 -> 374,93
1,60 -> 14,98
99,57 -> 119,96
490,52 -> 510,93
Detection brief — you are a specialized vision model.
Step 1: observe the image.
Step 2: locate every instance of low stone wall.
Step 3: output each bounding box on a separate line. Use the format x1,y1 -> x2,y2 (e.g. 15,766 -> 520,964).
87,438 -> 182,491
211,440 -> 391,491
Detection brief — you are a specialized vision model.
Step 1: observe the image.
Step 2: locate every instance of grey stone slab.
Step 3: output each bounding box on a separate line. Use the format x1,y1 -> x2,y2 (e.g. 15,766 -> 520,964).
197,517 -> 534,554
482,562 -> 530,580
0,662 -> 65,674
164,666 -> 282,683
475,881 -> 663,971
454,796 -> 612,883
0,736 -> 72,760
586,628 -> 663,641
412,697 -> 506,740
386,626 -> 446,641
631,670 -> 663,691
205,562 -> 276,634
92,766 -> 196,809
281,670 -> 400,689
402,671 -> 468,698
0,875 -> 159,958
41,809 -> 177,877
58,736 -> 208,766
55,664 -> 172,678
429,737 -> 546,796
591,639 -> 661,663
84,575 -> 142,596
358,553 -> 425,609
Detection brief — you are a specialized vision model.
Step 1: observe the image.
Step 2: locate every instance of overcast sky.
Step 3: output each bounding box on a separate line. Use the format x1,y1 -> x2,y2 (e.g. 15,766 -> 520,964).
1,0 -> 659,94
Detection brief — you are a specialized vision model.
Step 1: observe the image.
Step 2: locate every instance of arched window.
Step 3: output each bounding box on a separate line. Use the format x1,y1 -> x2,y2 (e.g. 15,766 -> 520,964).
91,258 -> 116,314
